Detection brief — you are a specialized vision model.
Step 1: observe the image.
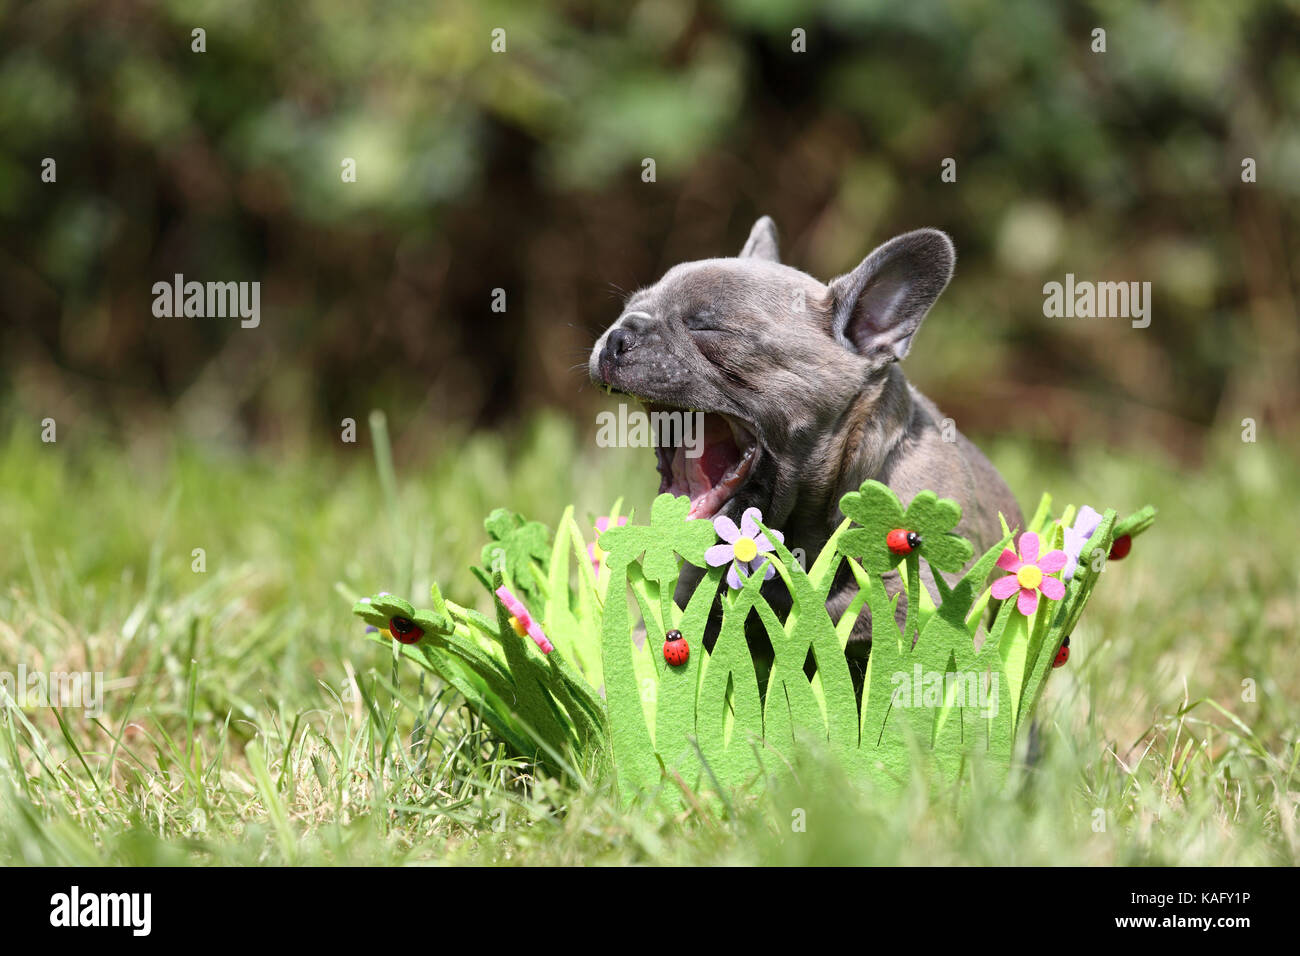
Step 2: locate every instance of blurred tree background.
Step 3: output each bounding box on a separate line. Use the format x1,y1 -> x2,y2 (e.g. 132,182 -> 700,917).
1,0 -> 1297,462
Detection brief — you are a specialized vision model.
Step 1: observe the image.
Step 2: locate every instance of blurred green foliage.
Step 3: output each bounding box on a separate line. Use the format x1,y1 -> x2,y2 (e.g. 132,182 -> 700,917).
1,0 -> 1297,456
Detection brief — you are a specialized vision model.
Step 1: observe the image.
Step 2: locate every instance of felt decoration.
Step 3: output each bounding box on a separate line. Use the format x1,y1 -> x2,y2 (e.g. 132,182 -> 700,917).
1053,635 -> 1070,668
352,483 -> 1156,806
1061,505 -> 1102,581
886,529 -> 922,555
479,508 -> 551,603
705,508 -> 784,589
691,564 -> 766,789
388,615 -> 423,643
662,629 -> 689,666
1113,504 -> 1157,541
838,481 -> 975,648
494,585 -> 554,653
751,516 -> 858,776
353,577 -> 606,778
544,505 -> 608,685
598,493 -> 716,586
839,482 -> 973,574
991,532 -> 1069,616
353,592 -> 452,641
587,514 -> 628,572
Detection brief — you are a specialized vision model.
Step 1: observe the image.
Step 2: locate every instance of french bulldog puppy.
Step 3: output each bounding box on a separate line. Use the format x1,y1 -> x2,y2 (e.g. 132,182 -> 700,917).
589,217 -> 1023,675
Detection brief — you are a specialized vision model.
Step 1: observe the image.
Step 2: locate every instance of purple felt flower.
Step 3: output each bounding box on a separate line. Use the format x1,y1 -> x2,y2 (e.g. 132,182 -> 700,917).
1061,505 -> 1102,582
991,531 -> 1068,616
705,507 -> 784,590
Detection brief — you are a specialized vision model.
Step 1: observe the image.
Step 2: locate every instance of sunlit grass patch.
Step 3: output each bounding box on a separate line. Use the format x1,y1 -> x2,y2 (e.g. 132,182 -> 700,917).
0,416 -> 1296,865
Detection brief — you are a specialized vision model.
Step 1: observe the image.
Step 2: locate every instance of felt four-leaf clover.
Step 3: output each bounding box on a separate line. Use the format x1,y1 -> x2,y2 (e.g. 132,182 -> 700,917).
597,493 -> 716,584
481,508 -> 551,595
587,514 -> 628,571
838,480 -> 973,574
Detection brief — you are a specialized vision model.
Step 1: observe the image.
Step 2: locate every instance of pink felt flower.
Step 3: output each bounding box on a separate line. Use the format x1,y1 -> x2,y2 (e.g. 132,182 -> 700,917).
494,585 -> 553,654
991,531 -> 1068,616
705,507 -> 784,590
587,514 -> 628,571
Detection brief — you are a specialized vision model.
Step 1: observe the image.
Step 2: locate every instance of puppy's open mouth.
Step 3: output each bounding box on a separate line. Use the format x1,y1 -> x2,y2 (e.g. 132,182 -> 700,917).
643,402 -> 758,520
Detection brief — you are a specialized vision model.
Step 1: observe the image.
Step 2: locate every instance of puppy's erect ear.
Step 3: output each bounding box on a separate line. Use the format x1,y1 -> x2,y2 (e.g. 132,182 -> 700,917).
739,215 -> 780,262
828,229 -> 955,363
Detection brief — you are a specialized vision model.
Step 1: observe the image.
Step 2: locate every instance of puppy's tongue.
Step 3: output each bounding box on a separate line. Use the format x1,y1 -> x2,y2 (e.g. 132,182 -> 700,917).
655,411 -> 757,519
697,413 -> 739,486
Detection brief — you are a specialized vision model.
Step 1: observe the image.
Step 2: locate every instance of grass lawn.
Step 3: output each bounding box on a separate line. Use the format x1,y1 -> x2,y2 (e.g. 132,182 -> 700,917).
2,413 -> 1297,865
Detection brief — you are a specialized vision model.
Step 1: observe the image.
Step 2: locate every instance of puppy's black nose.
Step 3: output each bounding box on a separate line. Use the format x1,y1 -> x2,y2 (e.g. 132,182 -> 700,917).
607,328 -> 634,358
598,328 -> 635,382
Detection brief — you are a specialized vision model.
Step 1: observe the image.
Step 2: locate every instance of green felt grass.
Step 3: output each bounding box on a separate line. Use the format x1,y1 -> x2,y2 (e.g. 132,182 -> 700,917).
354,481 -> 1155,805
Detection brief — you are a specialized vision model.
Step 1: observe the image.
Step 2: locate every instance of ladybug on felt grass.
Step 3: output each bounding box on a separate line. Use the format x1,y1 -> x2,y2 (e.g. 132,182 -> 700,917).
388,615 -> 424,645
886,528 -> 922,556
1108,534 -> 1132,560
663,629 -> 689,666
1053,635 -> 1070,668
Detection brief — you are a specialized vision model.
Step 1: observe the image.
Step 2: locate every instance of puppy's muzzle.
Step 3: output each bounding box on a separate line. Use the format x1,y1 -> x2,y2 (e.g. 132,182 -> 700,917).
595,312 -> 649,384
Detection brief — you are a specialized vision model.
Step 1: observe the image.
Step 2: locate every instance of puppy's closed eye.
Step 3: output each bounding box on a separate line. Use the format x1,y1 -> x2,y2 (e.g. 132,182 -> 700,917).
685,309 -> 729,333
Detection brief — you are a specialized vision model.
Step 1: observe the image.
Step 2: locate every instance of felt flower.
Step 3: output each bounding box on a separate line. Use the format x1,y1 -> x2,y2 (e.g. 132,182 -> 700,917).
587,514 -> 628,571
494,585 -> 554,654
705,507 -> 784,590
991,532 -> 1068,616
838,480 -> 973,574
1061,505 -> 1102,582
353,592 -> 451,645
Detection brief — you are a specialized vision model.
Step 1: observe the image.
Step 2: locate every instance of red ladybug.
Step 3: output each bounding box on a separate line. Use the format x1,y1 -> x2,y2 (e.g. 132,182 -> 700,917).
663,629 -> 689,666
886,528 -> 923,556
388,615 -> 424,645
1108,534 -> 1132,560
1053,635 -> 1070,668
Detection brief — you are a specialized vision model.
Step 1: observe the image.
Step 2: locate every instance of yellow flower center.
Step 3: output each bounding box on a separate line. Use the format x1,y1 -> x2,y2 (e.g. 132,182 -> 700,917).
508,615 -> 529,637
733,536 -> 759,563
1016,565 -> 1043,590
